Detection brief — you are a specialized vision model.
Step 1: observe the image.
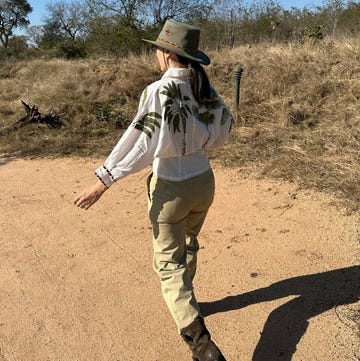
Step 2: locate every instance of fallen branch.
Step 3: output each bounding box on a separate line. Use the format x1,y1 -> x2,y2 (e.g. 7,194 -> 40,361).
0,100 -> 63,135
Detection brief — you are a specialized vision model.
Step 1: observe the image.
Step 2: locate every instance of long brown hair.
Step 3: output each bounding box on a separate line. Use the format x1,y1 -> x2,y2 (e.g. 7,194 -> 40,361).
176,55 -> 214,105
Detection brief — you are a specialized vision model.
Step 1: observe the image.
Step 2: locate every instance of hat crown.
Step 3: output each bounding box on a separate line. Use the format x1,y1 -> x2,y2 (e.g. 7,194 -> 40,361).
142,19 -> 210,65
158,20 -> 200,55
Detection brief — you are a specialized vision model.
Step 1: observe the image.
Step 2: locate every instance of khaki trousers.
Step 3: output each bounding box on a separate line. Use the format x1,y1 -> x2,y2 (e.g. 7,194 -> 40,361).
147,169 -> 215,332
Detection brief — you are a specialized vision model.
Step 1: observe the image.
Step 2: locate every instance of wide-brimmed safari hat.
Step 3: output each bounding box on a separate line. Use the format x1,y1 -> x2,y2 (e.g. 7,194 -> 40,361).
143,20 -> 210,65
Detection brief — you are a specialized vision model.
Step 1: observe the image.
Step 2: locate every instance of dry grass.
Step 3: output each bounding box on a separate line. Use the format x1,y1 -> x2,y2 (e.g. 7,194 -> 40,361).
0,36 -> 359,211
210,36 -> 360,212
0,54 -> 161,155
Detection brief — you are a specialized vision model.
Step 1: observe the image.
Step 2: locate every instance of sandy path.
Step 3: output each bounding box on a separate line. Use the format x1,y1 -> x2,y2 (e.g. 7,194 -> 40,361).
0,157 -> 358,361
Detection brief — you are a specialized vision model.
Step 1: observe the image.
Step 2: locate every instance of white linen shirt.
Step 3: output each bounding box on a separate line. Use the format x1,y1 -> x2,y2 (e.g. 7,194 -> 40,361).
95,68 -> 233,187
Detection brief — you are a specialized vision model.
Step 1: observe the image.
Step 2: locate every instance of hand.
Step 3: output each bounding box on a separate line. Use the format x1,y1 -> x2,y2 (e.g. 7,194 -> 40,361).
74,180 -> 107,210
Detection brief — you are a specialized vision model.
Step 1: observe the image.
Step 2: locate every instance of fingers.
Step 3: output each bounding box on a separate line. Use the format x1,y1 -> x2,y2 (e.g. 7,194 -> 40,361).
74,193 -> 89,209
73,193 -> 83,205
74,192 -> 95,210
74,186 -> 105,210
74,181 -> 107,210
79,200 -> 92,210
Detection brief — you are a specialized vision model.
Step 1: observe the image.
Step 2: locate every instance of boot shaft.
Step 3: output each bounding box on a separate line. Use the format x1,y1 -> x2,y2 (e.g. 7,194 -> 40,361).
181,317 -> 227,361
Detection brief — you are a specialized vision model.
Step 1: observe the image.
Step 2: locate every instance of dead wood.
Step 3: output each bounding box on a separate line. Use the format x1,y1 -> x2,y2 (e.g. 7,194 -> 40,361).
0,101 -> 63,136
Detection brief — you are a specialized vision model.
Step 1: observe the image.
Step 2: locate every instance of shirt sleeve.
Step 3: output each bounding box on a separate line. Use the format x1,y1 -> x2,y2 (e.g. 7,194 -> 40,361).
95,86 -> 161,188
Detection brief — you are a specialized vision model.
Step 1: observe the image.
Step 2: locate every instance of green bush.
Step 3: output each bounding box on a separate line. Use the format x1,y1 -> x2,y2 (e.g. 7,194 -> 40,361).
92,95 -> 130,128
58,40 -> 87,59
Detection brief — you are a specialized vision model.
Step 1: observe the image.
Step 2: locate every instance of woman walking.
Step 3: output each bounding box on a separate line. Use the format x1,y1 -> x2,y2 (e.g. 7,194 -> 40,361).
74,20 -> 233,361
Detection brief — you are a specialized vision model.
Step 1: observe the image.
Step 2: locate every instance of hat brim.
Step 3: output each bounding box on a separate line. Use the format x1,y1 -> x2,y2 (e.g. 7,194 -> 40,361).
142,39 -> 210,66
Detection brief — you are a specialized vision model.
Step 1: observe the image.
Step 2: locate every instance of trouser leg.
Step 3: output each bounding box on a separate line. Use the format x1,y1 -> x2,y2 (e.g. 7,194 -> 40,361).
152,220 -> 200,331
185,209 -> 208,282
185,234 -> 199,283
147,170 -> 215,332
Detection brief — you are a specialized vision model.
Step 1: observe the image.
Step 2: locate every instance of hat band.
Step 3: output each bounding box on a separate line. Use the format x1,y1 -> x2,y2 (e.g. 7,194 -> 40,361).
157,37 -> 197,56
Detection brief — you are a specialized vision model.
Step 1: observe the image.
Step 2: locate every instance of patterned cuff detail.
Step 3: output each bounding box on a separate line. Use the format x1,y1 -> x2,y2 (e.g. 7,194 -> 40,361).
95,165 -> 115,188
103,165 -> 115,182
95,173 -> 108,188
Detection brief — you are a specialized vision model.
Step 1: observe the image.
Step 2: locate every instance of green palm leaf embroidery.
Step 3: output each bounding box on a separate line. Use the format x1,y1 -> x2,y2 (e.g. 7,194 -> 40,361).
161,81 -> 191,134
200,111 -> 215,125
140,87 -> 148,107
134,112 -> 161,138
192,106 -> 214,126
192,88 -> 221,127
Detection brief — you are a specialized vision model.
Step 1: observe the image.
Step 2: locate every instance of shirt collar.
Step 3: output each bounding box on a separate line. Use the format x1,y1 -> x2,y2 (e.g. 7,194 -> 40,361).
161,68 -> 192,80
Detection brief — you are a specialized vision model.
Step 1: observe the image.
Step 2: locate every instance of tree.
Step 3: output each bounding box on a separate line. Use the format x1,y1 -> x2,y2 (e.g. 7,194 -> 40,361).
207,0 -> 246,47
86,0 -> 145,27
85,15 -> 146,56
26,25 -> 43,47
144,0 -> 214,25
87,0 -> 214,27
0,0 -> 32,48
318,0 -> 345,35
39,20 -> 67,49
44,0 -> 88,41
39,1 -> 89,58
338,1 -> 360,34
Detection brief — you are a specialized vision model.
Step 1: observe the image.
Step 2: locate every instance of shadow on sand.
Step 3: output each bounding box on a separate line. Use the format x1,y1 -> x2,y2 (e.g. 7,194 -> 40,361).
200,266 -> 360,361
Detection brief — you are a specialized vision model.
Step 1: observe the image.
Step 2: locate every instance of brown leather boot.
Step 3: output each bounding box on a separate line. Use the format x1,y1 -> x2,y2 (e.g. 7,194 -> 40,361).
181,317 -> 227,361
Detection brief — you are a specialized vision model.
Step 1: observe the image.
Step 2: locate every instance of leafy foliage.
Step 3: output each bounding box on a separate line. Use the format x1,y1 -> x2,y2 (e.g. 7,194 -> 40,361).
92,95 -> 129,128
2,0 -> 360,59
0,0 -> 32,48
85,17 -> 146,56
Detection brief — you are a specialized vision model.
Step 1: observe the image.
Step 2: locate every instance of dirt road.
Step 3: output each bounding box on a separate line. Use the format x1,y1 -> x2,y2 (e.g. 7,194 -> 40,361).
0,157 -> 358,361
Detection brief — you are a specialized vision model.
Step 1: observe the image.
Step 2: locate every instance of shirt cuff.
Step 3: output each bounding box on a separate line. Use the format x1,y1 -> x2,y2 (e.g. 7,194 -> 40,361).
95,165 -> 115,188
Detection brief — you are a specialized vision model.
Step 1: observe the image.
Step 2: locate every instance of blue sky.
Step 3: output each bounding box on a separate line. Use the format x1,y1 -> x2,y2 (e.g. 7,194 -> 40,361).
26,0 -> 326,27
27,0 -> 48,27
